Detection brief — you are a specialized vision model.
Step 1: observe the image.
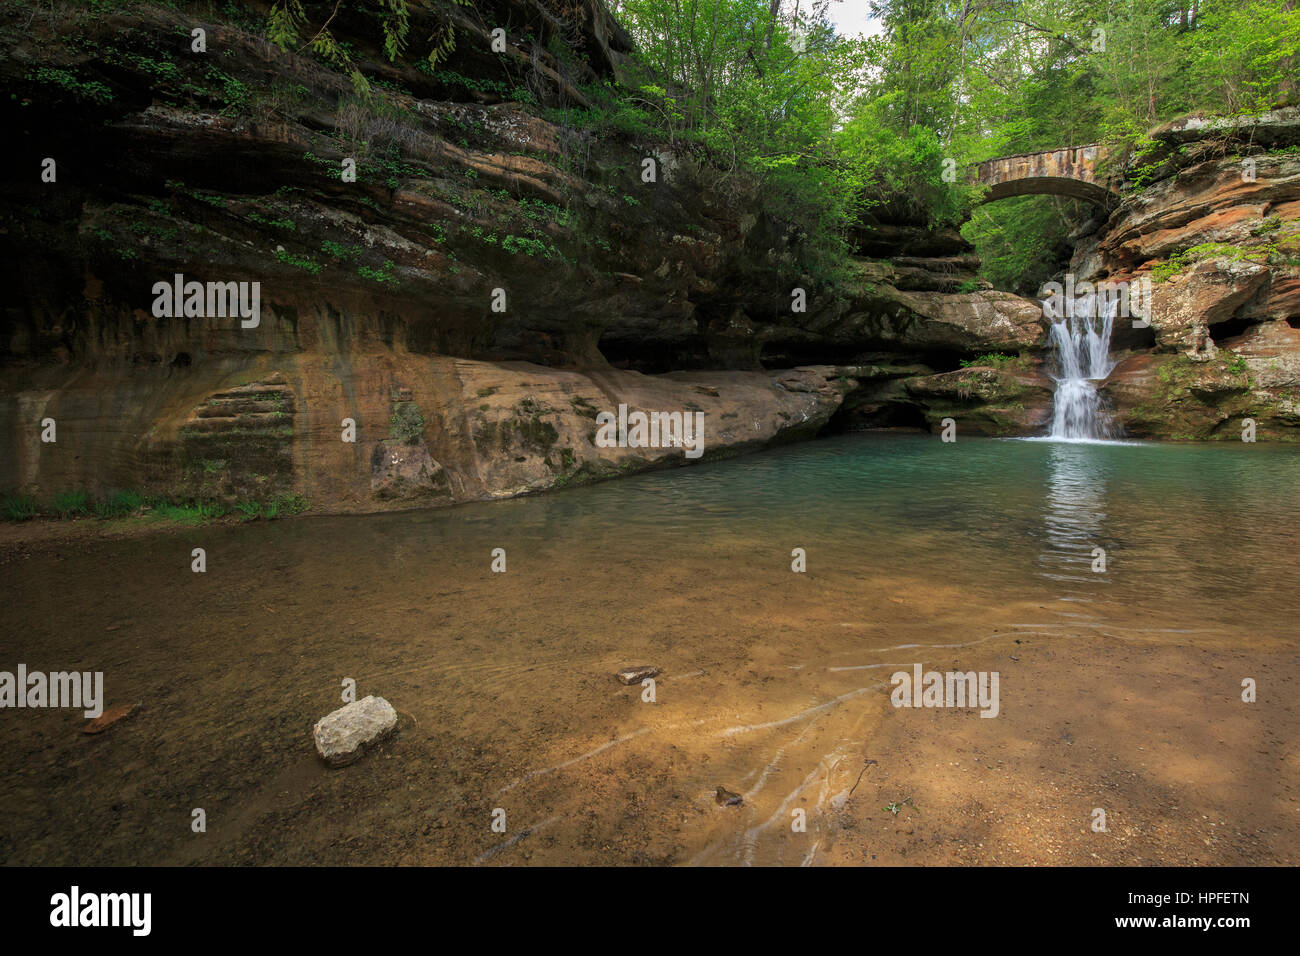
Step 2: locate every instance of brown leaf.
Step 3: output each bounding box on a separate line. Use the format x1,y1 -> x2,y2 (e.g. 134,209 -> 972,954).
82,702 -> 141,735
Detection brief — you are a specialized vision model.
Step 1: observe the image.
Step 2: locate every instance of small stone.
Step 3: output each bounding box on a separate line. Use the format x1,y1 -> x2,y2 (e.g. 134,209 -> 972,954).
715,786 -> 743,807
313,695 -> 398,767
616,665 -> 659,685
82,702 -> 141,735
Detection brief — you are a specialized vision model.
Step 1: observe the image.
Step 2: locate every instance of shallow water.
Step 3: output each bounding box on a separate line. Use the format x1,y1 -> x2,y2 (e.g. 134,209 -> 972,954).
2,433 -> 1297,865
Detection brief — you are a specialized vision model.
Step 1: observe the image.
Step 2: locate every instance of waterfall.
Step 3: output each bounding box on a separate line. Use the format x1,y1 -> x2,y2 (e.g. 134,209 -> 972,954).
1045,293 -> 1119,441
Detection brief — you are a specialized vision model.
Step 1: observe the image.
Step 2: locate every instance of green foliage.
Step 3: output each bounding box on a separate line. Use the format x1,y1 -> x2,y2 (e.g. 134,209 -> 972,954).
93,490 -> 143,518
837,114 -> 976,228
2,494 -> 37,521
228,495 -> 309,520
389,402 -> 426,442
247,211 -> 296,230
274,248 -> 322,273
115,51 -> 183,85
267,0 -> 469,97
166,180 -> 228,208
128,219 -> 179,242
321,239 -> 360,259
419,66 -> 536,104
1151,242 -> 1258,282
605,0 -> 871,282
962,196 -> 1084,295
960,353 -> 1023,369
1123,138 -> 1174,191
1252,216 -> 1284,235
501,234 -> 561,259
53,491 -> 91,518
357,259 -> 398,283
206,67 -> 249,116
27,67 -> 113,104
301,151 -> 341,178
855,0 -> 1300,289
1,489 -> 309,525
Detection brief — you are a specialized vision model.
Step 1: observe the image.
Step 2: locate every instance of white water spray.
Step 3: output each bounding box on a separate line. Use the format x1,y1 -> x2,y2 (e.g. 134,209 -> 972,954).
1045,293 -> 1119,441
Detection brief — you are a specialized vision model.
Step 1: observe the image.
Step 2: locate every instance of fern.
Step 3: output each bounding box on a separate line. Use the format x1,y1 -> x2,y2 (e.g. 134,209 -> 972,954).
265,1 -> 365,95
265,1 -> 466,95
266,0 -> 307,49
381,0 -> 412,62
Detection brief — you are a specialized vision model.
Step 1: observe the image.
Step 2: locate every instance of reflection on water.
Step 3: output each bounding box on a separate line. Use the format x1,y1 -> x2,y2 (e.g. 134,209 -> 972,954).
1038,442 -> 1110,590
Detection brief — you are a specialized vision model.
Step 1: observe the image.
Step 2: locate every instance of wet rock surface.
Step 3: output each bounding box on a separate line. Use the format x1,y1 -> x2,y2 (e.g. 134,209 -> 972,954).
715,786 -> 743,807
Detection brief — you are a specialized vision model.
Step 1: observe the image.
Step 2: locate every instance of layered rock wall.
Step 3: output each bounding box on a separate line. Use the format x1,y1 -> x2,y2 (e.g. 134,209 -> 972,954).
1070,116 -> 1300,440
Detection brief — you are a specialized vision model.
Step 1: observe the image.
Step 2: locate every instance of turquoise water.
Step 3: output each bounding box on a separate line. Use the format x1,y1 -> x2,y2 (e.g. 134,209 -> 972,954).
410,431 -> 1300,634
152,430 -> 1300,645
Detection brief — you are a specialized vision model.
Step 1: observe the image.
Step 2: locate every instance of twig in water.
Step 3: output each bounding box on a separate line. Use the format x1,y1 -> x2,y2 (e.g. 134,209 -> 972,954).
848,758 -> 878,796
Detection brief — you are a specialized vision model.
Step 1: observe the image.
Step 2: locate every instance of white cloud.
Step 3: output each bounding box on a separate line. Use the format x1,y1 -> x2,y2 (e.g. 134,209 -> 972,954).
824,0 -> 885,39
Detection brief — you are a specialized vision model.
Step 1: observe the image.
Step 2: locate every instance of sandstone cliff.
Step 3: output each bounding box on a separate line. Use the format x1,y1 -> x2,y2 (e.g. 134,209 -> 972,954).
3,2 -> 1296,519
0,1 -> 1059,514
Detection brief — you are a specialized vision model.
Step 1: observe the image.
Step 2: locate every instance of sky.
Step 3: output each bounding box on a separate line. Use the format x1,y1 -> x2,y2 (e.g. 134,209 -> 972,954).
823,0 -> 886,39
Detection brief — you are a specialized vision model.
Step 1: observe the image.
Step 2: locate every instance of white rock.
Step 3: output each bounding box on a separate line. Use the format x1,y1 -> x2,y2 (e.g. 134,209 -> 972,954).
313,695 -> 398,766
616,665 -> 659,685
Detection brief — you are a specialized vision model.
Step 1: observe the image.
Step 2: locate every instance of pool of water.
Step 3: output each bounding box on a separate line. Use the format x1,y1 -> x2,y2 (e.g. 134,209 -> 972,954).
2,433 -> 1297,865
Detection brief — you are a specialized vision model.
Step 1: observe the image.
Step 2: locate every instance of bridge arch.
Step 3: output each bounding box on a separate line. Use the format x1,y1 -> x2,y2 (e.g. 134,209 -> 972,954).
972,144 -> 1119,206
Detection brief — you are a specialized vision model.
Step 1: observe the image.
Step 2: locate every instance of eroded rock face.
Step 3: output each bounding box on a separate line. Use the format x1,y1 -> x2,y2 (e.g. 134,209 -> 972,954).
458,361 -> 858,498
5,0 -> 1017,505
0,347 -> 861,510
903,363 -> 1054,436
1105,321 -> 1300,440
765,258 -> 1046,358
1149,259 -> 1270,357
371,439 -> 448,501
313,696 -> 399,767
894,290 -> 1046,353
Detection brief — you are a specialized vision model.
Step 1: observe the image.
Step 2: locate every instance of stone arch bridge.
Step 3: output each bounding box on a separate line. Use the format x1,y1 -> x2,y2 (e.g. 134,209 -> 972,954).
972,144 -> 1119,205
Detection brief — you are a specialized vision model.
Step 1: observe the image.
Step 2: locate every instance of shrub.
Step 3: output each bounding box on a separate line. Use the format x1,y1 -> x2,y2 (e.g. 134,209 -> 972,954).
94,490 -> 143,518
2,494 -> 37,521
53,491 -> 90,518
389,402 -> 425,442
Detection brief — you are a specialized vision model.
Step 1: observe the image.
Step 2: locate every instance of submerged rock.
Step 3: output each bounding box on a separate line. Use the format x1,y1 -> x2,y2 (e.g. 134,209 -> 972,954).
616,665 -> 659,685
313,696 -> 399,767
715,786 -> 743,807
